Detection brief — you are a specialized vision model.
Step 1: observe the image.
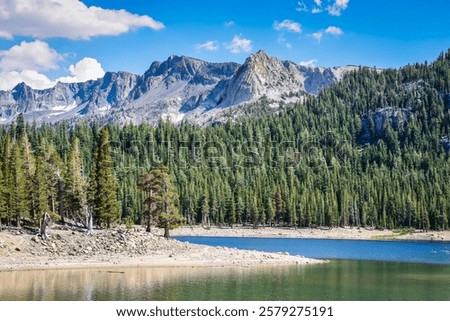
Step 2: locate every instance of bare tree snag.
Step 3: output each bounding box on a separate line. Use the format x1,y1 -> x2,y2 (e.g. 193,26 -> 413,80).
86,206 -> 93,236
39,212 -> 51,240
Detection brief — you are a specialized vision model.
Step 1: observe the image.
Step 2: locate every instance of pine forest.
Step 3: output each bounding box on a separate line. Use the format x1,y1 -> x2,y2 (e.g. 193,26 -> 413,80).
1,51 -> 449,232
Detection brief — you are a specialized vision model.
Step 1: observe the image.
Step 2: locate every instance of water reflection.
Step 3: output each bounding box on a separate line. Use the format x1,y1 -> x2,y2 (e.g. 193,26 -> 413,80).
0,266 -> 271,301
1,261 -> 449,301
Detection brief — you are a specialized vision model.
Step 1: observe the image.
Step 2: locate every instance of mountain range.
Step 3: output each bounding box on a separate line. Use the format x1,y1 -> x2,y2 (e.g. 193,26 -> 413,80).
0,50 -> 357,126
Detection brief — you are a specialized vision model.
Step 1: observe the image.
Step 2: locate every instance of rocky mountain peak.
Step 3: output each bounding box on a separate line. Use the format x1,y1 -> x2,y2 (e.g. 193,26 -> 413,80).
147,55 -> 206,80
0,51 -> 356,126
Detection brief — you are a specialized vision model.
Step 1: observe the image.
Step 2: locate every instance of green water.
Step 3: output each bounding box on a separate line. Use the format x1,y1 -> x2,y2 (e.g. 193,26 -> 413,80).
1,260 -> 449,300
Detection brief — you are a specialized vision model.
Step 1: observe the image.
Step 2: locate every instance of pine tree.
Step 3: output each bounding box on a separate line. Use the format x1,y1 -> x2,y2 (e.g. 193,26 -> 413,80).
20,132 -> 36,223
0,158 -> 6,231
225,195 -> 236,228
65,137 -> 87,222
140,166 -> 183,238
33,153 -> 51,222
275,185 -> 283,225
92,127 -> 120,229
138,172 -> 162,232
155,167 -> 183,238
10,143 -> 29,227
1,136 -> 13,227
33,139 -> 63,221
199,193 -> 210,227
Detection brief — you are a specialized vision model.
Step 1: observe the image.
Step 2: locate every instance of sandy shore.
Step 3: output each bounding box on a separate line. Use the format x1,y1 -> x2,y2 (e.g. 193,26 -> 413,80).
0,226 -> 321,272
171,225 -> 450,241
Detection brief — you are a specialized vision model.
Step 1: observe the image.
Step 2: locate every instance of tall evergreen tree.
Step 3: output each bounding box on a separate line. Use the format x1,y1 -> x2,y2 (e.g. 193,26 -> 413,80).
138,172 -> 161,232
91,127 -> 120,229
140,166 -> 183,237
0,158 -> 6,231
65,137 -> 87,222
10,143 -> 29,227
275,185 -> 284,225
225,195 -> 236,228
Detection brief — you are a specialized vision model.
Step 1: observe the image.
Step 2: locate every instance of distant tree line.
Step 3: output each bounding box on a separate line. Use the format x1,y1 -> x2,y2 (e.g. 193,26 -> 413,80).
0,50 -> 449,231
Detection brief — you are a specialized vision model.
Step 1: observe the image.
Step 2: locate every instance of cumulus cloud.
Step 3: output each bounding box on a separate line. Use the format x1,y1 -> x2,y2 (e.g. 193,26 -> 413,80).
314,0 -> 323,5
0,69 -> 54,90
195,41 -> 219,52
312,7 -> 323,14
0,41 -> 106,90
0,0 -> 164,40
325,26 -> 343,36
326,0 -> 350,16
0,40 -> 62,72
273,19 -> 302,33
226,35 -> 252,54
311,26 -> 343,42
57,58 -> 105,83
299,59 -> 318,68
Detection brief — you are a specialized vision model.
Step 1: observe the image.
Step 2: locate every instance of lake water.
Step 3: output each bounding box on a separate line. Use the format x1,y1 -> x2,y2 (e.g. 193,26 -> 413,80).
175,236 -> 450,265
0,238 -> 449,301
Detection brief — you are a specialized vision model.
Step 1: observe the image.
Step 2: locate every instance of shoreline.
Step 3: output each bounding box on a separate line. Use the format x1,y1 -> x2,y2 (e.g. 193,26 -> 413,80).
1,224 -> 448,272
171,225 -> 450,241
0,227 -> 322,272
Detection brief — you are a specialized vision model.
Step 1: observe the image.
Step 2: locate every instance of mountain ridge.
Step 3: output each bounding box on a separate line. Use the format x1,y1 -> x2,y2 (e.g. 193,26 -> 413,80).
0,50 -> 357,126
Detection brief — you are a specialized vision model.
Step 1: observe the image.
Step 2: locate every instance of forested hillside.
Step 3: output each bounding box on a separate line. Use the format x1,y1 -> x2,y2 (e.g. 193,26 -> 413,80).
1,51 -> 449,231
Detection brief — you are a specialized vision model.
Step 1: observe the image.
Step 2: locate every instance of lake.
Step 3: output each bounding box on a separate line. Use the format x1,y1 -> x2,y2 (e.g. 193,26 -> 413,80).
175,236 -> 450,265
0,238 -> 449,301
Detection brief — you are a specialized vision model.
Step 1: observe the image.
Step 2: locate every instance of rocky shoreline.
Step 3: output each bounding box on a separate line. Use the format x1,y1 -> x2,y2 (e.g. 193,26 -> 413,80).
171,225 -> 450,241
0,226 -> 321,271
2,224 -> 448,272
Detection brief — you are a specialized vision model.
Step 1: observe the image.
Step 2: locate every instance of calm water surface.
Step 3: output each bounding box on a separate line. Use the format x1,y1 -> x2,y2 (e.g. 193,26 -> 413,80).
175,236 -> 450,265
0,238 -> 448,301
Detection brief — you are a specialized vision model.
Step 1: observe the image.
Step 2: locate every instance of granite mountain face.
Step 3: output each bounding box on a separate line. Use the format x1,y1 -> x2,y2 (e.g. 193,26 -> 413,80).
0,50 -> 356,126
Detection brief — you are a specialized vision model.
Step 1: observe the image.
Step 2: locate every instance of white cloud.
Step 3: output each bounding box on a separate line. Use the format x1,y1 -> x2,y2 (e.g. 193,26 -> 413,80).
296,1 -> 308,12
0,30 -> 12,39
312,32 -> 323,42
299,59 -> 318,68
273,19 -> 302,33
326,0 -> 350,16
195,41 -> 219,52
0,40 -> 62,72
57,58 -> 105,83
325,26 -> 343,36
0,69 -> 55,90
0,41 -> 106,90
0,0 -> 164,40
312,8 -> 323,14
299,59 -> 317,68
224,21 -> 235,27
314,0 -> 323,5
311,26 -> 343,43
226,35 -> 252,54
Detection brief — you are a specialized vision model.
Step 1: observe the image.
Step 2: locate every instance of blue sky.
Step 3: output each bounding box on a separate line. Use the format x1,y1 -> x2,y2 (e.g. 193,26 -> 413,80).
1,0 -> 450,90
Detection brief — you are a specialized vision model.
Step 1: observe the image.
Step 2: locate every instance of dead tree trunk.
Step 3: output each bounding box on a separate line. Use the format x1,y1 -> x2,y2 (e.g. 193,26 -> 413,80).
39,212 -> 51,240
86,206 -> 93,236
164,222 -> 170,238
